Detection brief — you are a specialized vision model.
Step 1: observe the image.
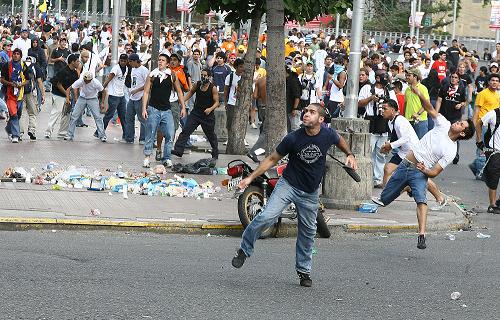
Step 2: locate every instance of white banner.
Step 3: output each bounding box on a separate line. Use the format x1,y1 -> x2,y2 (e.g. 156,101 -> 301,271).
141,0 -> 151,17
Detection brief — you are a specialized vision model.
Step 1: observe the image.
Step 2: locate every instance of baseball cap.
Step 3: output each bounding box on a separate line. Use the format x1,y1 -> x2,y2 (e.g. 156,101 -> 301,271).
20,28 -> 29,33
406,68 -> 422,80
305,60 -> 314,66
83,71 -> 94,81
228,53 -> 237,58
237,45 -> 245,51
119,53 -> 129,60
490,62 -> 499,68
128,53 -> 141,61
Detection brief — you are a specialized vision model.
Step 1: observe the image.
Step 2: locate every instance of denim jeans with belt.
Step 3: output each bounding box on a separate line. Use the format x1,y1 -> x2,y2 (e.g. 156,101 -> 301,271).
380,159 -> 429,205
144,107 -> 174,161
240,178 -> 319,274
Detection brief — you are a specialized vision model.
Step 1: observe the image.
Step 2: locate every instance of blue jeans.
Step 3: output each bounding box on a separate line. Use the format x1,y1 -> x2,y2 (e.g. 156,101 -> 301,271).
240,178 -> 319,274
124,99 -> 146,143
101,95 -> 127,137
6,101 -> 23,138
411,120 -> 428,139
380,159 -> 428,205
144,107 -> 175,161
67,97 -> 105,139
471,126 -> 487,177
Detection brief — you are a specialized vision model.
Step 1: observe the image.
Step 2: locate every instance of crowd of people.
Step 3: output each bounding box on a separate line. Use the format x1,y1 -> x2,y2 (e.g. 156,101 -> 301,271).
0,15 -> 498,217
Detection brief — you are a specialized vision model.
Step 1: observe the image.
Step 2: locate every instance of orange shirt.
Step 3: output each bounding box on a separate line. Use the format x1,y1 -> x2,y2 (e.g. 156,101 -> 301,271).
222,41 -> 235,53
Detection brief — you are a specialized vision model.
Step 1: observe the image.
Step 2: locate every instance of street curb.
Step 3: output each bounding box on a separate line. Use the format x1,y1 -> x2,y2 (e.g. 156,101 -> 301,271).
0,202 -> 470,236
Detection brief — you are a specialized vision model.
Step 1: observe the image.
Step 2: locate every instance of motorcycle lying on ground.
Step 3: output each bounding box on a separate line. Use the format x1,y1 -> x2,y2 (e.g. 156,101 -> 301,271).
224,152 -> 361,239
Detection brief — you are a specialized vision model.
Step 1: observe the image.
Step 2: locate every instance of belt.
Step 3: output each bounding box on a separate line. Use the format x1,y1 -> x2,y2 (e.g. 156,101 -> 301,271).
401,158 -> 418,169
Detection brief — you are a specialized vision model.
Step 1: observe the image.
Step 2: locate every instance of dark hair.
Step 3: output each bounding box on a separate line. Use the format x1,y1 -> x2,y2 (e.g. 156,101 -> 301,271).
67,53 -> 79,64
255,58 -> 261,65
233,58 -> 244,68
433,40 -> 439,46
159,53 -> 170,61
480,66 -> 488,74
202,68 -> 212,77
319,42 -> 326,50
393,81 -> 403,91
458,119 -> 475,141
215,51 -> 226,61
71,43 -> 80,52
192,48 -> 201,55
488,73 -> 500,82
385,99 -> 399,110
12,48 -> 22,55
308,103 -> 326,118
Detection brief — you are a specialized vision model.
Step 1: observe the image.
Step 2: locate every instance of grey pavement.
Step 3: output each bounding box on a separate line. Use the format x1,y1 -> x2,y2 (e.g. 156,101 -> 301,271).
0,100 -> 470,234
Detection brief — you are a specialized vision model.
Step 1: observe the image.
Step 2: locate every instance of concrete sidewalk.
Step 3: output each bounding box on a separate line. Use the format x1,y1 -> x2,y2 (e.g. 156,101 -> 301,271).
0,106 -> 469,236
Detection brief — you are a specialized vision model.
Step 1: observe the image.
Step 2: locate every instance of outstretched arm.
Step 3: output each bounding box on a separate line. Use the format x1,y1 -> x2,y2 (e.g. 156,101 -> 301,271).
237,151 -> 284,190
411,84 -> 437,119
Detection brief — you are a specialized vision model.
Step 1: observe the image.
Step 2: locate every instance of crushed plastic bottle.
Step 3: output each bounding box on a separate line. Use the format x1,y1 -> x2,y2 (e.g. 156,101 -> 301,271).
358,203 -> 378,213
450,292 -> 461,300
476,232 -> 491,239
90,209 -> 101,216
446,233 -> 456,241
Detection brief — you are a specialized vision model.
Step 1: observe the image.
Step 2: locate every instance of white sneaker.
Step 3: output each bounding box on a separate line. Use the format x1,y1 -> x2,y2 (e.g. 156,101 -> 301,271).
143,158 -> 150,168
11,137 -> 19,143
430,198 -> 448,211
101,136 -> 107,142
44,132 -> 50,139
244,139 -> 249,146
371,197 -> 385,207
250,123 -> 258,129
163,159 -> 173,168
223,140 -> 228,145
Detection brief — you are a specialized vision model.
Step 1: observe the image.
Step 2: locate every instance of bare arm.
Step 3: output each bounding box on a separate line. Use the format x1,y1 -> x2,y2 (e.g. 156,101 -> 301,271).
141,76 -> 151,119
237,151 -> 284,189
333,71 -> 346,89
416,162 -> 443,178
411,84 -> 437,118
434,97 -> 442,113
102,72 -> 115,89
183,82 -> 198,102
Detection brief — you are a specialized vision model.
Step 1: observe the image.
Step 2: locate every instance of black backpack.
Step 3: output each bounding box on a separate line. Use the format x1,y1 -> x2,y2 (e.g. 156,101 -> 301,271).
484,108 -> 500,154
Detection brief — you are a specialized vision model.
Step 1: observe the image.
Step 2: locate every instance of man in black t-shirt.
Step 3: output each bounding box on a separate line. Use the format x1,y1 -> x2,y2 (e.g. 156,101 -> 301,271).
50,38 -> 71,76
231,103 -> 357,287
445,39 -> 463,69
45,54 -> 79,139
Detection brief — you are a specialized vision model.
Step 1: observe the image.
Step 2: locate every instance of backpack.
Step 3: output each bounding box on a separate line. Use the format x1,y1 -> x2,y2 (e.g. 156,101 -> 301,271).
484,108 -> 500,155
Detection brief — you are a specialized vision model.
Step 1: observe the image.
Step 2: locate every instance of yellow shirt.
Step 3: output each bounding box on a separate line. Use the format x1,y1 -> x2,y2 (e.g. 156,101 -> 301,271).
285,43 -> 296,57
404,83 -> 429,121
475,88 -> 500,119
254,67 -> 266,79
261,47 -> 267,57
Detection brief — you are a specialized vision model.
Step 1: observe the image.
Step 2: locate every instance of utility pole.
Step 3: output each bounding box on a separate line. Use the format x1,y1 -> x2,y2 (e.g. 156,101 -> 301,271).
335,13 -> 340,39
22,0 -> 28,29
415,0 -> 421,40
496,29 -> 500,43
181,11 -> 185,29
85,0 -> 89,22
409,0 -> 416,38
11,0 -> 14,16
151,0 -> 161,69
111,0 -> 120,66
452,0 -> 458,39
343,0 -> 364,119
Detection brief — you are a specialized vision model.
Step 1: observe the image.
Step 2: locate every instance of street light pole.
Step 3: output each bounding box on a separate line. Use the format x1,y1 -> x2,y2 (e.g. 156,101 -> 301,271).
111,0 -> 120,67
452,0 -> 458,39
343,0 -> 364,119
335,13 -> 340,39
22,0 -> 28,29
410,0 -> 416,38
85,0 -> 89,22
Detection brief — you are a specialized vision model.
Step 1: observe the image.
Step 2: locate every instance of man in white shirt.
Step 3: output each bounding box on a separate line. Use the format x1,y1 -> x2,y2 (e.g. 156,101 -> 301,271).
373,86 -> 475,249
224,58 -> 244,143
312,42 -> 328,79
12,28 -> 31,60
100,53 -> 129,139
476,108 -> 500,213
124,53 -> 149,144
65,72 -> 106,140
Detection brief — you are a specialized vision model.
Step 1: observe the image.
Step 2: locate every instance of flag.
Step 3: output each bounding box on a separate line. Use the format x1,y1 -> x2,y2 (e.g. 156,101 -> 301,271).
38,0 -> 47,13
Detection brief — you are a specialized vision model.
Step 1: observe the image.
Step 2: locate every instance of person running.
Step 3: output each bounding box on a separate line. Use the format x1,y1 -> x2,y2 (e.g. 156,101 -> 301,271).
373,85 -> 475,250
65,72 -> 106,141
171,68 -> 219,160
231,103 -> 357,287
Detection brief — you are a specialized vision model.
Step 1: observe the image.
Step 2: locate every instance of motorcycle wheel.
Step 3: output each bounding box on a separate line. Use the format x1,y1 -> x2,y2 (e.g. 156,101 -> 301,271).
237,185 -> 278,239
316,211 -> 331,238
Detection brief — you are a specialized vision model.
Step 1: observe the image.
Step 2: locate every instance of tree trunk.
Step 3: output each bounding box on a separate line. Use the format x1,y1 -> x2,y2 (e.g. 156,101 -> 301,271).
92,0 -> 98,18
226,10 -> 262,154
264,0 -> 286,155
67,0 -> 73,13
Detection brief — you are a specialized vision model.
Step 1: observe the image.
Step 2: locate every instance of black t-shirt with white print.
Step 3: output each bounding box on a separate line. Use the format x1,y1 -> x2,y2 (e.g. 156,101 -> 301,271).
276,126 -> 340,193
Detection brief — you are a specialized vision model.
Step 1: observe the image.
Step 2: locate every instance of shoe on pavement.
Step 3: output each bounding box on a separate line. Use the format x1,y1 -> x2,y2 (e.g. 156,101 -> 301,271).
417,234 -> 426,249
487,205 -> 500,214
223,140 -> 228,146
155,149 -> 162,161
297,271 -> 312,287
373,183 -> 383,189
246,152 -> 259,163
171,149 -> 183,157
371,197 -> 385,207
244,139 -> 249,146
143,158 -> 151,168
452,155 -> 459,165
93,132 -> 99,138
11,137 -> 19,143
250,122 -> 258,129
430,197 -> 448,211
163,159 -> 173,168
231,249 -> 247,268
101,136 -> 107,142
63,136 -> 73,141
76,123 -> 89,127
44,132 -> 50,139
28,132 -> 36,140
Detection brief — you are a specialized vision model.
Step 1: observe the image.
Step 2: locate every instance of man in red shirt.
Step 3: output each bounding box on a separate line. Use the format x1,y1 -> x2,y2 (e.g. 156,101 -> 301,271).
431,51 -> 448,82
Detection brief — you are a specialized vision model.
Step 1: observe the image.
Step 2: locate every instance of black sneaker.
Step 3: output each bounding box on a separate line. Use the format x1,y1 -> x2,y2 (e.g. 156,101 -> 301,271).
452,155 -> 459,165
417,234 -> 426,249
171,149 -> 183,157
28,132 -> 36,140
231,249 -> 247,268
487,205 -> 500,214
297,271 -> 312,287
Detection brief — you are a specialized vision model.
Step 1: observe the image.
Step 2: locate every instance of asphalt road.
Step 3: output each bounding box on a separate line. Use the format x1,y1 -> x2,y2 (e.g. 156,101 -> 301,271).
1,132 -> 498,319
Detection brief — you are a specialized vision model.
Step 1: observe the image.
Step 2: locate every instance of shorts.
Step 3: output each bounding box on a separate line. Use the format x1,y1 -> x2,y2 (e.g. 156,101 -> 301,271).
484,153 -> 500,190
389,154 -> 403,165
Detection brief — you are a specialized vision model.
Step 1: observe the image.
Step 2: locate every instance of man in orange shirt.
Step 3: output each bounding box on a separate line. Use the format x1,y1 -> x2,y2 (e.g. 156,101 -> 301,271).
221,37 -> 235,54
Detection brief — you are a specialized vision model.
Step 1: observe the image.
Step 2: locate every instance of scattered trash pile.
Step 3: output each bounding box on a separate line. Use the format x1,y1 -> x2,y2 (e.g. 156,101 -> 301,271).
2,162 -> 225,199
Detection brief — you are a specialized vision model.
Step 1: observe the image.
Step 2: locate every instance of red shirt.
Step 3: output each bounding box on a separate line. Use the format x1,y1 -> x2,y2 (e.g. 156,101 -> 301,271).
396,93 -> 405,115
431,60 -> 447,82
